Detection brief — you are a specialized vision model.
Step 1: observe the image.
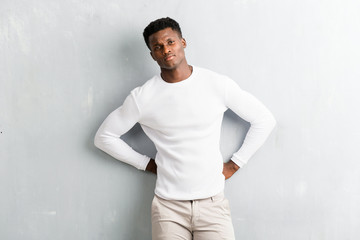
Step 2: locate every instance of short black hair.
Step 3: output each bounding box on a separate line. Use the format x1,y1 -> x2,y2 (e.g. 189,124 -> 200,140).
143,17 -> 182,49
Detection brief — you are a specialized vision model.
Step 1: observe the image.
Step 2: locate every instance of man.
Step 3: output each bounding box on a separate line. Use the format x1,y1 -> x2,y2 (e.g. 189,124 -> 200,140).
94,17 -> 276,240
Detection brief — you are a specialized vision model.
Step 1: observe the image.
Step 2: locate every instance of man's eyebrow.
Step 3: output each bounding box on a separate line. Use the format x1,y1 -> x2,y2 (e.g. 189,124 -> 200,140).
151,37 -> 175,47
152,42 -> 161,47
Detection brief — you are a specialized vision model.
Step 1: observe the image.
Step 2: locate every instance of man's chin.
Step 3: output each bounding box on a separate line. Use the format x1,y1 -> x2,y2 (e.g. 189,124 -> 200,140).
160,63 -> 177,70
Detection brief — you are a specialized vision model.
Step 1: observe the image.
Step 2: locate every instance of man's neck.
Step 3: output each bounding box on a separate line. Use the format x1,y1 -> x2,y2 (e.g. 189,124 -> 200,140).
160,62 -> 193,83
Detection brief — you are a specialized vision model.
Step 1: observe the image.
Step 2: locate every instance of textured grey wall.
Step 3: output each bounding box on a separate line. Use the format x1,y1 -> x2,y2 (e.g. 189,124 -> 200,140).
1,0 -> 360,239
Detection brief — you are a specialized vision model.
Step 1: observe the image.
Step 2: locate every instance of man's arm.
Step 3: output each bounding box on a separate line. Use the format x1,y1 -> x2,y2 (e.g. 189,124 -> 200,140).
224,77 -> 276,174
94,93 -> 151,170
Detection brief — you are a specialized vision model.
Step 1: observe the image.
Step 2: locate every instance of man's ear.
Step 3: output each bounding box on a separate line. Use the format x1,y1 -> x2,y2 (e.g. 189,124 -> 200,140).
181,38 -> 187,48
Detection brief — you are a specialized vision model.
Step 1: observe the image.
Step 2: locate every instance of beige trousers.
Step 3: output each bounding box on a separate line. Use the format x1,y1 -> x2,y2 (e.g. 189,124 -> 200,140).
151,192 -> 235,240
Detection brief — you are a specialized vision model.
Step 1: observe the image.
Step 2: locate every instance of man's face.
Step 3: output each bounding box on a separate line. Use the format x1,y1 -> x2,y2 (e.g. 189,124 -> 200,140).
148,27 -> 187,70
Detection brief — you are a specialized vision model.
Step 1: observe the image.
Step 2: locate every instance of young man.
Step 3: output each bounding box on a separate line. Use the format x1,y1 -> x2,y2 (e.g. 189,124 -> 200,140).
94,17 -> 276,240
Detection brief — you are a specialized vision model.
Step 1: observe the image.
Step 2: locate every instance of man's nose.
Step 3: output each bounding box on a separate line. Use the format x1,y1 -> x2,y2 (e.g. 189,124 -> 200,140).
163,45 -> 171,55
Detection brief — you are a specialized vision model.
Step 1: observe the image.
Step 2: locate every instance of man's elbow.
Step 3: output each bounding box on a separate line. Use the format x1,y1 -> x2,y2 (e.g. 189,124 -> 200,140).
94,132 -> 103,150
257,113 -> 276,132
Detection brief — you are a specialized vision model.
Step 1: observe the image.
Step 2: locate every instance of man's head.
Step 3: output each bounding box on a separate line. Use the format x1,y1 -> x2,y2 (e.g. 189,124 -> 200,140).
143,17 -> 187,70
143,17 -> 182,49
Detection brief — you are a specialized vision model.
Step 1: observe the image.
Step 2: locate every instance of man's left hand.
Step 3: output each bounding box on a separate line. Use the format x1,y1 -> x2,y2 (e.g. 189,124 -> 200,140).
222,160 -> 240,180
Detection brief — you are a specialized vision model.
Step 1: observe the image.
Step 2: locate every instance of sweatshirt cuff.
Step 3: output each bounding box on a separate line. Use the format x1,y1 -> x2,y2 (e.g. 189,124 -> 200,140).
137,155 -> 151,171
230,154 -> 246,168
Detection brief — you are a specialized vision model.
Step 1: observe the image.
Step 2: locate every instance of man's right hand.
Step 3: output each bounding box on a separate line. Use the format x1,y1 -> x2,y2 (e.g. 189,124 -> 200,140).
222,160 -> 240,180
146,158 -> 157,174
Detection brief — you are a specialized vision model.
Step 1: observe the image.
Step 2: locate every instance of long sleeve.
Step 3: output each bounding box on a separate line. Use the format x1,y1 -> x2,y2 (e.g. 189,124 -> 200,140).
94,92 -> 151,170
224,77 -> 276,168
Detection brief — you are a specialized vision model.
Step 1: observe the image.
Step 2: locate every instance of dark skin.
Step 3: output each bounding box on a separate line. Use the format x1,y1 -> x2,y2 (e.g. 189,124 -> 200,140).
148,27 -> 191,83
145,27 -> 240,179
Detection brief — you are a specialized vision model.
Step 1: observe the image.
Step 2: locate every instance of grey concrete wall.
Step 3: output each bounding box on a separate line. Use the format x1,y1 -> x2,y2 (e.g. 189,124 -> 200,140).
1,0 -> 360,239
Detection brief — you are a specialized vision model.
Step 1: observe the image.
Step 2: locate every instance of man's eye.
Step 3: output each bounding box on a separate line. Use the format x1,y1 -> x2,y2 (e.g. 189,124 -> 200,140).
154,46 -> 160,50
168,40 -> 174,44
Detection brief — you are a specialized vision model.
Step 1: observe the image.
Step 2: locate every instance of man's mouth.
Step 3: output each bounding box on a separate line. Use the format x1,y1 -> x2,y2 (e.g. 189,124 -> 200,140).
164,55 -> 175,61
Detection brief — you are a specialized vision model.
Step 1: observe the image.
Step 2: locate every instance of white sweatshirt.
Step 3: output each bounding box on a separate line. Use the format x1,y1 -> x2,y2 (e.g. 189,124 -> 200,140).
94,66 -> 276,200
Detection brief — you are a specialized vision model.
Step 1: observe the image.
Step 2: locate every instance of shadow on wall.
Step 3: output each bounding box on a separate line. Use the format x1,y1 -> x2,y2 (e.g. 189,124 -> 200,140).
89,31 -> 158,238
117,32 -> 158,238
222,109 -> 250,160
119,30 -> 158,88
